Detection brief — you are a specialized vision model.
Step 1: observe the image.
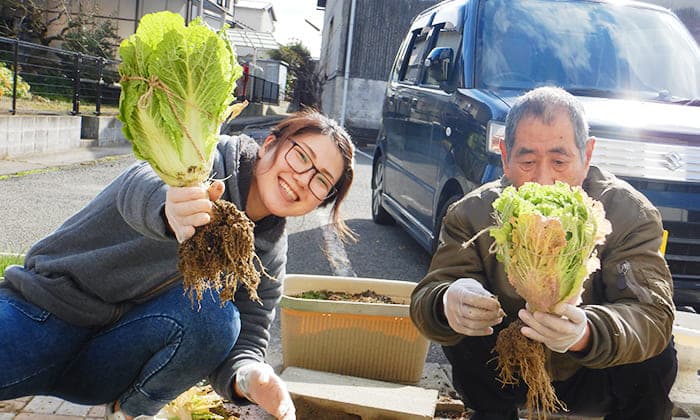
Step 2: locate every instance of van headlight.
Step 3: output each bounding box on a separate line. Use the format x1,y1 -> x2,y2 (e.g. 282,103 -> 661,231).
486,121 -> 505,155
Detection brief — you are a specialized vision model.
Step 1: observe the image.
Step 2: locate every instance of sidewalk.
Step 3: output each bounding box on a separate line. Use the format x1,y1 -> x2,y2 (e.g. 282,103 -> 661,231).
0,145 -> 134,177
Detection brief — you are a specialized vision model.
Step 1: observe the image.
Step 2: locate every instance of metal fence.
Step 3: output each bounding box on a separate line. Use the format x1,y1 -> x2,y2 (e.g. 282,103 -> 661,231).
0,36 -> 121,115
237,74 -> 280,105
0,36 -> 280,116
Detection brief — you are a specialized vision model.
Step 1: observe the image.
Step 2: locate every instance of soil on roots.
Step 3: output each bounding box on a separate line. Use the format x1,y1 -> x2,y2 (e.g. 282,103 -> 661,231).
494,321 -> 566,420
178,199 -> 264,305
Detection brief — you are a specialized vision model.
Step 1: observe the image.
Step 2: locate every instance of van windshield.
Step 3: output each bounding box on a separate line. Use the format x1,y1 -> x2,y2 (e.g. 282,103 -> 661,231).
476,0 -> 700,101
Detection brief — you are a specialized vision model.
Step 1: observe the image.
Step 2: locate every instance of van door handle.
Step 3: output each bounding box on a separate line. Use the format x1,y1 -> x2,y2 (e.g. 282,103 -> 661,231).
411,98 -> 418,107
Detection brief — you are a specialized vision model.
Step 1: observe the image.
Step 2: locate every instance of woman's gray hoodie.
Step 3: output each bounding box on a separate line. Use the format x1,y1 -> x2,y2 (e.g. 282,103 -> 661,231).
2,134 -> 287,402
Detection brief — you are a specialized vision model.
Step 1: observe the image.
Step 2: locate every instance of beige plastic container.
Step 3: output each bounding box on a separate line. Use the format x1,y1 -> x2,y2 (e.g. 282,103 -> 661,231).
280,274 -> 430,384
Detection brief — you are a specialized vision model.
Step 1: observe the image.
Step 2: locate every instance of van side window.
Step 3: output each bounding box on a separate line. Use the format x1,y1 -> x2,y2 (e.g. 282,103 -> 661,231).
424,24 -> 462,86
402,29 -> 430,84
391,31 -> 413,82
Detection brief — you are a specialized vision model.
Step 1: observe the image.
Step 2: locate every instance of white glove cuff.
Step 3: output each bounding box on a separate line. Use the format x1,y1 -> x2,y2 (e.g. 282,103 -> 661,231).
442,287 -> 450,319
551,320 -> 589,353
567,321 -> 589,353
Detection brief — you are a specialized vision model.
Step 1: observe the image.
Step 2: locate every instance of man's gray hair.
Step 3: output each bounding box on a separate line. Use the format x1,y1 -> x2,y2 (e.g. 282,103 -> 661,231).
504,86 -> 589,162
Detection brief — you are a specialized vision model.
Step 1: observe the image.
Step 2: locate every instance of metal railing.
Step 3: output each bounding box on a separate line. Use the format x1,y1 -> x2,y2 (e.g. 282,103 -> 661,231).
237,74 -> 280,105
0,36 -> 280,115
0,36 -> 121,115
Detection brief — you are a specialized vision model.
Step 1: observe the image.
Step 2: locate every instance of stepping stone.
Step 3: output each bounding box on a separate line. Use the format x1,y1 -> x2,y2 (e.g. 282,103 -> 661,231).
671,311 -> 700,406
281,367 -> 437,419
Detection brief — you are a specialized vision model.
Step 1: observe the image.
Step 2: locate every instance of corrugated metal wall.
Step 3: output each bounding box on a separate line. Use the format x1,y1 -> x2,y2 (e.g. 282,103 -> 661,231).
349,0 -> 440,81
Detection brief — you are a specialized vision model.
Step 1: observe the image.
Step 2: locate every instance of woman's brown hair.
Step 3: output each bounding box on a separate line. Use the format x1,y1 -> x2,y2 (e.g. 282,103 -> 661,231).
267,109 -> 356,241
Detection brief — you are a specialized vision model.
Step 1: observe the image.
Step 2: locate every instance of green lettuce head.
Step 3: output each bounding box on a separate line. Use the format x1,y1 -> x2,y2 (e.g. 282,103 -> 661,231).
489,181 -> 612,312
118,11 -> 242,187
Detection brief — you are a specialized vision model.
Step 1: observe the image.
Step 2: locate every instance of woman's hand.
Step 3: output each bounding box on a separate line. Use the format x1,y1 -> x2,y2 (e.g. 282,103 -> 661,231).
164,181 -> 225,242
235,362 -> 296,419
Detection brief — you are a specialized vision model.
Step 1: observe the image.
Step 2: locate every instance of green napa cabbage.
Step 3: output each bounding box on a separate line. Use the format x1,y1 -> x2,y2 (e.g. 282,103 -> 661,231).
489,181 -> 611,312
118,11 -> 242,187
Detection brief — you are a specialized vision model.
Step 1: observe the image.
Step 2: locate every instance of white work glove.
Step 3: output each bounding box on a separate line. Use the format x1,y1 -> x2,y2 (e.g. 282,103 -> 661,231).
442,278 -> 505,336
235,362 -> 296,420
519,303 -> 589,353
164,181 -> 225,243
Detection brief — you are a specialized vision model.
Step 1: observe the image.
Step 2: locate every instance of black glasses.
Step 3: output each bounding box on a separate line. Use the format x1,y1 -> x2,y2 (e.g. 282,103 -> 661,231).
284,139 -> 337,201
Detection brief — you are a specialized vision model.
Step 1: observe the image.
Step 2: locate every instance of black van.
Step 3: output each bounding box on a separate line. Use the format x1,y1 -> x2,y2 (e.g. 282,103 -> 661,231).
371,0 -> 700,311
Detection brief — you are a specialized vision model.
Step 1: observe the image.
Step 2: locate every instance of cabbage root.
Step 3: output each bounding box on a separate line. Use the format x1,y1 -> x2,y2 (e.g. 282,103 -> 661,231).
494,321 -> 565,420
178,200 -> 262,304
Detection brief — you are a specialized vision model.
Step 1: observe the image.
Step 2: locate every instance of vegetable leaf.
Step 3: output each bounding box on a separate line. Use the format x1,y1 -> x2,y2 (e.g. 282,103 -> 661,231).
489,181 -> 612,312
118,11 -> 243,187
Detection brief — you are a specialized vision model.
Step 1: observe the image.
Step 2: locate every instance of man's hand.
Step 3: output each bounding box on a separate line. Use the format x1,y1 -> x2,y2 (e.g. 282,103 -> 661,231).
164,181 -> 224,243
442,278 -> 505,336
235,362 -> 295,420
519,303 -> 589,353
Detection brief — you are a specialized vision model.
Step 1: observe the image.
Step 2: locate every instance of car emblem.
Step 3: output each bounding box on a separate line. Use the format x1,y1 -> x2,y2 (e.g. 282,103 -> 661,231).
663,152 -> 683,171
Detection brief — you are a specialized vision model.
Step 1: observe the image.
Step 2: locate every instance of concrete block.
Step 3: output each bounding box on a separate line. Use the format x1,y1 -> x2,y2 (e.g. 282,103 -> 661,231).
281,367 -> 438,420
22,396 -> 63,414
35,116 -> 49,153
15,414 -> 82,420
0,398 -> 28,412
54,401 -> 91,416
87,405 -> 106,417
80,116 -> 127,146
6,115 -> 21,132
0,115 -> 83,159
20,122 -> 35,155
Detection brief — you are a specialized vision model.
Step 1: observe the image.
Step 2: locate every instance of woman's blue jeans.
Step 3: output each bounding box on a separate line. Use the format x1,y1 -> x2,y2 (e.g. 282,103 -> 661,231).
0,284 -> 241,416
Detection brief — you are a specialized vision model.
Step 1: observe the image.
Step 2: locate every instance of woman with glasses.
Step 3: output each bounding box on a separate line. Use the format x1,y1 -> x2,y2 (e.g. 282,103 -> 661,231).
0,110 -> 355,420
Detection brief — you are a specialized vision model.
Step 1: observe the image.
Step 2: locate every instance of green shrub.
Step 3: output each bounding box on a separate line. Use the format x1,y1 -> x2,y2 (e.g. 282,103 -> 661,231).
0,253 -> 24,278
0,63 -> 31,99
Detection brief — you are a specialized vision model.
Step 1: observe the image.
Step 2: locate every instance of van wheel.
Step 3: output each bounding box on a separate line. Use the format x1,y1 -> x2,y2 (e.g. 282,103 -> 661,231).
372,157 -> 395,225
431,194 -> 462,254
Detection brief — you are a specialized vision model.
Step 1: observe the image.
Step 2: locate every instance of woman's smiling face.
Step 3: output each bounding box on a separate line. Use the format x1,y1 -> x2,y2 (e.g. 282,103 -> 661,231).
252,133 -> 344,218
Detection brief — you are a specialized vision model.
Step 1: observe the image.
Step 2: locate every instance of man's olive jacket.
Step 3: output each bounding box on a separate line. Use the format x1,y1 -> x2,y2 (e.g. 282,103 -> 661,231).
410,166 -> 675,381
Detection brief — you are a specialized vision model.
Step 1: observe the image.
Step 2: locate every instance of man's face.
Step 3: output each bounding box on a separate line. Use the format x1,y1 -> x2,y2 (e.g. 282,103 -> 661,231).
500,112 -> 594,187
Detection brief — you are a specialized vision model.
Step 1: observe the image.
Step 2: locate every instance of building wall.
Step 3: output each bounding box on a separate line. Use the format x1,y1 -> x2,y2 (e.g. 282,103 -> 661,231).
234,6 -> 275,32
320,0 -> 439,133
43,0 -> 234,51
319,0 -> 348,123
349,0 -> 439,81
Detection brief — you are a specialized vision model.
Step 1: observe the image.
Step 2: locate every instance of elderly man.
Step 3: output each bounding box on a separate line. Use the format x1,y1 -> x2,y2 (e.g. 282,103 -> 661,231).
410,87 -> 677,420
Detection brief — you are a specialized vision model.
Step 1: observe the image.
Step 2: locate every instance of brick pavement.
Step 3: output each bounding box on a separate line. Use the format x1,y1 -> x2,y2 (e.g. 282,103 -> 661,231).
0,396 -> 104,420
